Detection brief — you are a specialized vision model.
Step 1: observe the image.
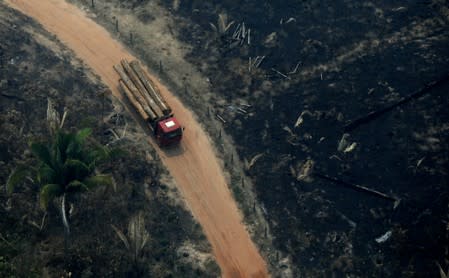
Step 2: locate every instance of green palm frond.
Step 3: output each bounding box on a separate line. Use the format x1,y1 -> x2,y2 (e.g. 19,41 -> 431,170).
63,159 -> 91,183
20,127 -> 114,234
6,165 -> 32,194
88,143 -> 110,165
30,142 -> 52,167
84,174 -> 113,189
76,128 -> 92,143
66,139 -> 82,160
86,144 -> 124,169
63,129 -> 91,161
66,180 -> 89,193
52,143 -> 64,172
56,131 -> 76,162
37,164 -> 57,185
40,183 -> 63,209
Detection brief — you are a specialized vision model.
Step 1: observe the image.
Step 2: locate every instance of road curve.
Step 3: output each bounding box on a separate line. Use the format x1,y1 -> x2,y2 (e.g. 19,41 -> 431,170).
5,0 -> 269,277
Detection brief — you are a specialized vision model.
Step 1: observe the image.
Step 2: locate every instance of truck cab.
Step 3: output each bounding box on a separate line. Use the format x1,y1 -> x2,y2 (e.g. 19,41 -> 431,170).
156,117 -> 183,146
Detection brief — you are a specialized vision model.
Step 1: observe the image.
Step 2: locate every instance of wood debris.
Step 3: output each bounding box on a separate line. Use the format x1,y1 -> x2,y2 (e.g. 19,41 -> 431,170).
271,68 -> 290,79
343,142 -> 357,153
216,114 -> 226,123
288,61 -> 302,74
294,110 -> 313,128
245,153 -> 264,170
280,17 -> 296,25
249,56 -> 265,72
231,21 -> 251,46
290,159 -> 314,182
338,133 -> 357,153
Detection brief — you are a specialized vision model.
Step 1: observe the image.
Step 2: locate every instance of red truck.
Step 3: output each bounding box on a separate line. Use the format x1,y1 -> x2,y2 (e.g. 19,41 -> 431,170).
114,59 -> 182,146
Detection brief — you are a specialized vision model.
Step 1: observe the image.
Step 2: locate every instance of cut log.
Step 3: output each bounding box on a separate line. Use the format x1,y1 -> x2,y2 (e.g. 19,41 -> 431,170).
314,172 -> 398,202
344,73 -> 449,132
119,80 -> 151,122
130,60 -> 171,115
114,64 -> 156,120
121,59 -> 164,119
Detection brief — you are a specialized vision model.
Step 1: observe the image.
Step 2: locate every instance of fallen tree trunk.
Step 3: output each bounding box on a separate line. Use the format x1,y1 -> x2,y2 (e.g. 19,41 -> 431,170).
314,172 -> 398,202
344,73 -> 449,132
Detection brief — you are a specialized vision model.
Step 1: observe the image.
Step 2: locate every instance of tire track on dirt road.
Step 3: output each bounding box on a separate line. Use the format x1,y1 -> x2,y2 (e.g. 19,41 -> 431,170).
5,0 -> 269,277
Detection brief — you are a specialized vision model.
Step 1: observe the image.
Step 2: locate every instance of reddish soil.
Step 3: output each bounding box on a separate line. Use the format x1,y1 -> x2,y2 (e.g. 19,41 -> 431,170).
5,0 -> 269,277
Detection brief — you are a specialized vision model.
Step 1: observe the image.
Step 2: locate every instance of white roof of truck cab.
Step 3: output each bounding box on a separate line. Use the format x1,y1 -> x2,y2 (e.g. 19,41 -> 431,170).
165,120 -> 175,128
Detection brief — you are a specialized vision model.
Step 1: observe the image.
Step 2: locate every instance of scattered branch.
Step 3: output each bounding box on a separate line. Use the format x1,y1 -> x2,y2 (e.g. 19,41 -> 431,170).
271,68 -> 290,79
231,21 -> 251,46
59,109 -> 68,129
294,110 -> 313,128
121,121 -> 128,138
107,128 -> 120,140
288,61 -> 302,74
27,212 -> 47,231
245,153 -> 264,170
216,114 -> 226,123
249,56 -> 265,72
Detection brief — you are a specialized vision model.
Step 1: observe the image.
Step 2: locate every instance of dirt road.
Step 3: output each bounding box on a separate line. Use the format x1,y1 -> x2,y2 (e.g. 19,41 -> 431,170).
5,0 -> 268,277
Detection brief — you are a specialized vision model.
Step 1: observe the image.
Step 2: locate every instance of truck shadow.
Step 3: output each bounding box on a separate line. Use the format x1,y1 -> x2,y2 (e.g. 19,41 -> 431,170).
160,143 -> 185,157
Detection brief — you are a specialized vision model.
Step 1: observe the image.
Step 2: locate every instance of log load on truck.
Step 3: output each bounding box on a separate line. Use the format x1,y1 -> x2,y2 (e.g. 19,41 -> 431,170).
114,59 -> 183,146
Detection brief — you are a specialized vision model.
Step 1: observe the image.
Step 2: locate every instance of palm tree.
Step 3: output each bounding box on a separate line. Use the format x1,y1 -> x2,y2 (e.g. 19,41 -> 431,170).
7,128 -> 114,244
112,211 -> 150,276
111,211 -> 150,264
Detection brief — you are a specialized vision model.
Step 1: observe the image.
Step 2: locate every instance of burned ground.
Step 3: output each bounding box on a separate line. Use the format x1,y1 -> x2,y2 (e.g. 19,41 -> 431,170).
68,0 -> 449,276
172,1 -> 449,277
4,0 -> 449,277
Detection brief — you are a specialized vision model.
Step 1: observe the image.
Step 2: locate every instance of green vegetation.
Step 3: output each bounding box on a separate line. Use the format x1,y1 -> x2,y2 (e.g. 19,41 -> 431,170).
0,255 -> 17,277
7,128 -> 114,236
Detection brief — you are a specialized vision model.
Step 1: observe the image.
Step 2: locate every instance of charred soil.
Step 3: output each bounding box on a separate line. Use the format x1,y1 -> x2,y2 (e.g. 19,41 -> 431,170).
70,0 -> 449,277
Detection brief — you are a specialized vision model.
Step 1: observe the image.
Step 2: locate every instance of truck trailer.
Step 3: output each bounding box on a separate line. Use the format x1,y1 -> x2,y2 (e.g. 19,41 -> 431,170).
114,59 -> 182,146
